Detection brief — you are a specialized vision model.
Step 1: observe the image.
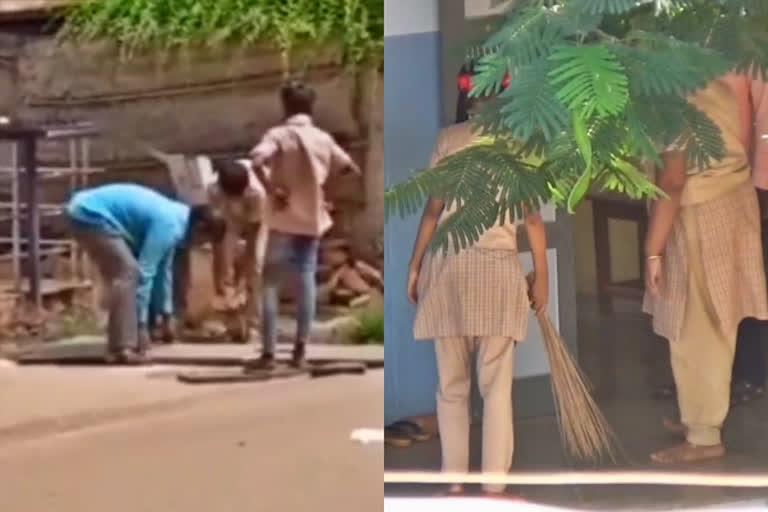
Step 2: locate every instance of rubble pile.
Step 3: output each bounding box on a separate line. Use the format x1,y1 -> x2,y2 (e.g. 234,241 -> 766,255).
316,238 -> 383,308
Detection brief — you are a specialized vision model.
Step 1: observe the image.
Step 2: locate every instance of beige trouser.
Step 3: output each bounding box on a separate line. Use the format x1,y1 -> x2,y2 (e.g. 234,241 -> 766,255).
434,336 -> 515,494
671,210 -> 738,446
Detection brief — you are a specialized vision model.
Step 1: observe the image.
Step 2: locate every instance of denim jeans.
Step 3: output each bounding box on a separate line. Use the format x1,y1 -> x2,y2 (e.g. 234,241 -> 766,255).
260,231 -> 320,355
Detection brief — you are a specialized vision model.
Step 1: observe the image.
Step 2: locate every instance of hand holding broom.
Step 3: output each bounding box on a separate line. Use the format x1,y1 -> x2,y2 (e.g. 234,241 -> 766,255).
529,272 -> 549,316
525,272 -> 620,464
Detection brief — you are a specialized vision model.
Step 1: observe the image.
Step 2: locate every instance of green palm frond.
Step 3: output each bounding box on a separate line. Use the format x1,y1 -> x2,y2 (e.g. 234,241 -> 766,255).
548,45 -> 629,118
616,32 -> 730,97
431,187 -> 500,254
496,61 -> 571,141
628,95 -> 686,149
472,53 -> 514,98
595,158 -> 663,199
572,0 -> 646,15
623,101 -> 664,166
482,7 -> 566,67
385,140 -> 557,253
680,101 -> 726,169
705,14 -> 768,79
386,0 -> 768,254
59,0 -> 383,66
384,167 -> 441,221
628,94 -> 724,169
726,0 -> 768,15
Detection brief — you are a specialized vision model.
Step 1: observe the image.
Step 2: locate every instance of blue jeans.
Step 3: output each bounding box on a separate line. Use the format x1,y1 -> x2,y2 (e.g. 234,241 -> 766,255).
260,232 -> 320,355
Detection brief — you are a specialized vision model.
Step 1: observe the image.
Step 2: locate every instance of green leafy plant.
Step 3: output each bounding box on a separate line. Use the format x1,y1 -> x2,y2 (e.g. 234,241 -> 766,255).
385,0 -> 768,254
351,309 -> 384,345
58,0 -> 383,68
43,305 -> 102,341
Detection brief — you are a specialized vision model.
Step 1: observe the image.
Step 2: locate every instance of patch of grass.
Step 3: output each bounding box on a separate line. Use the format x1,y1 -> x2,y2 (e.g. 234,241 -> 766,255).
350,308 -> 383,345
44,305 -> 102,341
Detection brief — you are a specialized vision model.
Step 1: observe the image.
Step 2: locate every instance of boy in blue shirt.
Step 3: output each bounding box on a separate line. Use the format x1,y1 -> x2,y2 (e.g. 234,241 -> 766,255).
67,183 -> 223,363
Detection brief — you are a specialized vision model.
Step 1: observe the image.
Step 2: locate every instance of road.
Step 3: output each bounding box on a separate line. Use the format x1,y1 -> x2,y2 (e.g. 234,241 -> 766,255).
0,370 -> 384,512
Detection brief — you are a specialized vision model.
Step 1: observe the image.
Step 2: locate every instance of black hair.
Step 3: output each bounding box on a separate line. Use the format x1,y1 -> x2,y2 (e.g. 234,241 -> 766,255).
214,159 -> 249,197
280,80 -> 317,116
188,204 -> 226,242
456,61 -> 477,124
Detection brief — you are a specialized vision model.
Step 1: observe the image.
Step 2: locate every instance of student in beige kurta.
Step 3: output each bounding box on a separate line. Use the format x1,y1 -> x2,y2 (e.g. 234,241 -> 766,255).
407,67 -> 549,495
644,74 -> 768,463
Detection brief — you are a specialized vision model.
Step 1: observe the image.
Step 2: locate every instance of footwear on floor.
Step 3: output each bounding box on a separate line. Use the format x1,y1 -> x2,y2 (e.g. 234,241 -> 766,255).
384,425 -> 412,448
244,353 -> 276,372
104,348 -> 148,365
650,442 -> 726,464
290,343 -> 307,369
388,420 -> 431,442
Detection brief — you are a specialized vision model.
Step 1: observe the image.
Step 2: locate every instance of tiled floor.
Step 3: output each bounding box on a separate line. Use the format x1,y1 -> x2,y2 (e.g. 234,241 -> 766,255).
385,296 -> 768,510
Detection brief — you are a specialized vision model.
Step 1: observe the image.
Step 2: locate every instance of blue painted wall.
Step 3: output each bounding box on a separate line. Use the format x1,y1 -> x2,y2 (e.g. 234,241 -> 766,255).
383,30 -> 443,425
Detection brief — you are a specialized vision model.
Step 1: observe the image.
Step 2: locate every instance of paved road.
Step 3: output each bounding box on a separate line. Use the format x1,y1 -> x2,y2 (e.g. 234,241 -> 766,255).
0,371 -> 383,512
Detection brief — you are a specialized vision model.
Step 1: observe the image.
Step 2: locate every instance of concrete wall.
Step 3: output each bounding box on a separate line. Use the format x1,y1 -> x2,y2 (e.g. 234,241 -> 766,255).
0,32 -> 384,258
0,34 -> 18,112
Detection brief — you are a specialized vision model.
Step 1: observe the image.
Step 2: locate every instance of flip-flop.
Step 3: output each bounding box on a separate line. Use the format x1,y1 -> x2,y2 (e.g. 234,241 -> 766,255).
384,425 -> 412,448
389,420 -> 431,442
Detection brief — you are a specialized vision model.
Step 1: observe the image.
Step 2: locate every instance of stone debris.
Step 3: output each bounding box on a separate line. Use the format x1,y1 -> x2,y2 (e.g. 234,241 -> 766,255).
318,237 -> 383,307
0,234 -> 383,346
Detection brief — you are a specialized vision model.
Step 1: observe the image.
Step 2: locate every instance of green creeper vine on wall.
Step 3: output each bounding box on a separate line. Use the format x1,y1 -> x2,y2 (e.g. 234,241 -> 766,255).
385,0 -> 768,254
58,0 -> 383,69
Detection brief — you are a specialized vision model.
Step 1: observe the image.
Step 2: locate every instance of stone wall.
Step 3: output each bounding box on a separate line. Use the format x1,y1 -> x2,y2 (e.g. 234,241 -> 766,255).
0,33 -> 384,259
0,34 -> 19,112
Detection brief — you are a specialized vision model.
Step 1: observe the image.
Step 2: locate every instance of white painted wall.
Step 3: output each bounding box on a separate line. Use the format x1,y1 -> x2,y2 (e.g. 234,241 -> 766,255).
464,0 -> 516,18
385,0 -> 439,37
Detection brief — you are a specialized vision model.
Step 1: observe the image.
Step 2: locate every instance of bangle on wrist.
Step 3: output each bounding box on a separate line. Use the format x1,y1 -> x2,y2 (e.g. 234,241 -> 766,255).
646,255 -> 662,261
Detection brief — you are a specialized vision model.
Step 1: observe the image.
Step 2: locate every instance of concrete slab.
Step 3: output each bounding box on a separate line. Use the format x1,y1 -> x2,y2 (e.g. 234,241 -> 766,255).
384,295 -> 768,509
177,362 -> 368,384
11,336 -> 384,367
178,367 -> 308,384
0,371 -> 384,512
0,365 -> 266,446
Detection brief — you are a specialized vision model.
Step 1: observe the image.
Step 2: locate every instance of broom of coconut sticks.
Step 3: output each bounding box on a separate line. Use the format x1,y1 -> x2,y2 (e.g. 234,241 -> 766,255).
526,273 -> 619,464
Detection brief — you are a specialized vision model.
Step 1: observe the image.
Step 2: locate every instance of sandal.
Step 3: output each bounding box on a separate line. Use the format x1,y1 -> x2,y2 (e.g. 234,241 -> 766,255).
104,348 -> 148,365
243,354 -> 276,372
389,420 -> 431,442
651,441 -> 725,464
385,425 -> 412,448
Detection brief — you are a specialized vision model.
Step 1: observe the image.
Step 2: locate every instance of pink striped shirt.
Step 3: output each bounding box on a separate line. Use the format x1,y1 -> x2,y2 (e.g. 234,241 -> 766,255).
725,72 -> 768,190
